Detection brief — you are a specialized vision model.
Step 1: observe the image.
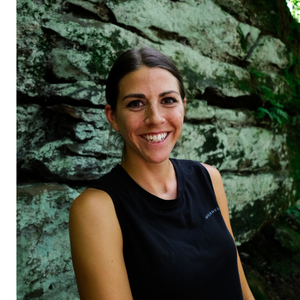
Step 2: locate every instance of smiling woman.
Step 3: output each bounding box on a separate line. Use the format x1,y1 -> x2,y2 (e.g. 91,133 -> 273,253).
69,47 -> 255,300
105,66 -> 186,168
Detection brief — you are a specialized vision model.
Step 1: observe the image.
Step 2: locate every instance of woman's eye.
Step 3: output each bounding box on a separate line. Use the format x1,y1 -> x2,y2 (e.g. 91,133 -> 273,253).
162,97 -> 178,104
127,100 -> 144,108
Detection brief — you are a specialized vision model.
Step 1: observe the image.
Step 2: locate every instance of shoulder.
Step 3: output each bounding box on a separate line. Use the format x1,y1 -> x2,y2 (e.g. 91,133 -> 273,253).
200,163 -> 224,194
200,163 -> 222,182
72,164 -> 122,214
69,188 -> 123,271
69,189 -> 132,299
70,188 -> 114,216
69,188 -> 120,237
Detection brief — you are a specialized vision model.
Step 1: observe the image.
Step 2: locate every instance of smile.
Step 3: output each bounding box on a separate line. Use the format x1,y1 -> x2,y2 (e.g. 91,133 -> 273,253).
142,132 -> 168,143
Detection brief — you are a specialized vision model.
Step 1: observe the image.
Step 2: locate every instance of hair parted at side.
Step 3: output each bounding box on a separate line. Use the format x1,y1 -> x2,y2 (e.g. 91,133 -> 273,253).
105,47 -> 186,111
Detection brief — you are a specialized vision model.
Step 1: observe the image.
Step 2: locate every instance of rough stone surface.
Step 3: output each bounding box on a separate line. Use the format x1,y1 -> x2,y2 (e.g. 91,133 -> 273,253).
17,183 -> 83,300
172,121 -> 288,172
246,35 -> 290,72
22,139 -> 120,181
17,104 -> 52,163
17,0 -> 298,298
105,0 -> 249,61
44,82 -> 106,106
237,202 -> 300,299
224,173 -> 294,244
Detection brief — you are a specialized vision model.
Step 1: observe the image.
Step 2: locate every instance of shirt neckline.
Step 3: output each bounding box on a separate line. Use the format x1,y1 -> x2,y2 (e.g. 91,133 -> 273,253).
115,158 -> 183,209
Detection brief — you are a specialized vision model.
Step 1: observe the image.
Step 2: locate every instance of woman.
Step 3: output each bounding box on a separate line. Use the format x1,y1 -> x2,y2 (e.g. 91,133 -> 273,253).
69,47 -> 254,300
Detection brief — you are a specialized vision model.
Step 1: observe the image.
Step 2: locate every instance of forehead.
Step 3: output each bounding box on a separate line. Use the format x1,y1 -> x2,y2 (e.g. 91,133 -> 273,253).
118,66 -> 180,95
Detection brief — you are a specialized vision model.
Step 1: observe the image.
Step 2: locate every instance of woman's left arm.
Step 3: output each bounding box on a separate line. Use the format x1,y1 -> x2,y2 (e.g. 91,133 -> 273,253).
202,163 -> 255,300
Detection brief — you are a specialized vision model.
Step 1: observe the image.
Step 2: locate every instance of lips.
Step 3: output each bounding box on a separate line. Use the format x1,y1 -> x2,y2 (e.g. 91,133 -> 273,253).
142,132 -> 168,143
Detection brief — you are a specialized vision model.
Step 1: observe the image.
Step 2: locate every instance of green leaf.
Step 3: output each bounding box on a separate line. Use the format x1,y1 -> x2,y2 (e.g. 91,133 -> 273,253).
257,107 -> 268,119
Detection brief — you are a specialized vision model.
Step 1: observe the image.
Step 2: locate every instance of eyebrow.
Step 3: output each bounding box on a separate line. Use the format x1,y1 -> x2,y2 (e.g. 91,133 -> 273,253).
122,90 -> 179,101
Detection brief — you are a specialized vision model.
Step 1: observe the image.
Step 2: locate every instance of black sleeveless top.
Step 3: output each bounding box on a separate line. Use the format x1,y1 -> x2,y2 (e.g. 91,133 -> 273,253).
89,159 -> 243,300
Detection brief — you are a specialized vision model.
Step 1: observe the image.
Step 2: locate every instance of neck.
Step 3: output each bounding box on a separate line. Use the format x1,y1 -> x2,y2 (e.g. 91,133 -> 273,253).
121,157 -> 177,200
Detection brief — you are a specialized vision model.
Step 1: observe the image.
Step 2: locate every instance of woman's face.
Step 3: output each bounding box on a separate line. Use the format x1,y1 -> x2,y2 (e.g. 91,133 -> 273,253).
105,66 -> 186,165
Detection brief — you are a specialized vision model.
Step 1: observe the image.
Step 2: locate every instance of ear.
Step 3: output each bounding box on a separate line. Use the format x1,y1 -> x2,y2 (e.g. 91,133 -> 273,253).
104,104 -> 120,132
183,98 -> 187,116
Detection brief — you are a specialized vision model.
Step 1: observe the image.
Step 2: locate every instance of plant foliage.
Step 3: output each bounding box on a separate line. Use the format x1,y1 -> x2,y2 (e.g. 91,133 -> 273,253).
287,0 -> 300,22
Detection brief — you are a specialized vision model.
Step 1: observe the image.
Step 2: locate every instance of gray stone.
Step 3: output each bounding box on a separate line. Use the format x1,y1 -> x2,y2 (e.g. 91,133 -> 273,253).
42,11 -> 252,98
223,173 -> 294,244
44,82 -> 106,106
48,104 -> 122,156
247,35 -> 290,73
67,0 -> 112,22
49,48 -> 93,82
17,183 -> 82,300
171,122 -> 288,172
185,99 -> 254,124
214,108 -> 252,124
212,0 -> 293,40
41,12 -> 138,79
48,104 -> 107,127
159,42 -> 252,98
66,137 -> 122,157
22,139 -> 121,180
249,70 -> 291,97
16,2 -> 298,298
17,104 -> 52,163
238,22 -> 261,52
17,0 -> 48,96
105,0 -> 256,62
185,100 -> 216,120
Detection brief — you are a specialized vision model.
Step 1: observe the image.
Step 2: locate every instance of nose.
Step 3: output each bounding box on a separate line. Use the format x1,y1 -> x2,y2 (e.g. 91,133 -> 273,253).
144,103 -> 165,125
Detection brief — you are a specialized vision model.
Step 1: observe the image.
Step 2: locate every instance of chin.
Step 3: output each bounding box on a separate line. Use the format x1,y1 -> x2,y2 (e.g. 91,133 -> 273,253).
143,154 -> 171,164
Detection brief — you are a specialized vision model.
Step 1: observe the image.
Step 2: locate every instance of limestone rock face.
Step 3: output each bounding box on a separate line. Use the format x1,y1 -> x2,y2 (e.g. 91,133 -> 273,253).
17,183 -> 83,300
17,104 -> 52,163
17,0 -> 297,298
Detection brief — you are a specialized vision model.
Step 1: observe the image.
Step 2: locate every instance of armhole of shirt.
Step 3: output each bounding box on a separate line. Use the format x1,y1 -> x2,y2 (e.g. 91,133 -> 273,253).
88,184 -> 126,239
198,163 -> 234,234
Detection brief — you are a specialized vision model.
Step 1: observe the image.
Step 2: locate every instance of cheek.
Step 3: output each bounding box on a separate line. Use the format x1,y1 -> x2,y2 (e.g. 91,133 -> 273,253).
173,109 -> 185,123
118,117 -> 140,138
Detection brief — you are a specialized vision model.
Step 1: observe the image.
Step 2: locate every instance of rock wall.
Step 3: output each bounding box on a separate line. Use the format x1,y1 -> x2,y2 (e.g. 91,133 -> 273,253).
17,0 -> 299,299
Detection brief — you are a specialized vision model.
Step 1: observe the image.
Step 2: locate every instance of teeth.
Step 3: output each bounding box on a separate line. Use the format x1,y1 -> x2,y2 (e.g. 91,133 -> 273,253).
143,133 -> 167,142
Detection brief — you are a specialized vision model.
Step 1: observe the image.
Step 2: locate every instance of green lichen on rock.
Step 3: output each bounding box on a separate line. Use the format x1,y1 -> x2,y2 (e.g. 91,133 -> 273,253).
17,104 -> 52,163
106,0 -> 252,62
172,118 -> 288,172
16,1 -> 300,298
246,35 -> 291,72
21,138 -> 121,180
48,104 -> 122,156
45,81 -> 106,106
41,12 -> 138,79
229,174 -> 294,244
171,56 -> 252,99
17,183 -> 83,300
17,0 -> 50,96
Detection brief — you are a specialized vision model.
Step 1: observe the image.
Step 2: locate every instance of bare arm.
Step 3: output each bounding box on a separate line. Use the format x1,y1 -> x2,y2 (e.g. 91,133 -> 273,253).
69,188 -> 133,300
202,164 -> 255,300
